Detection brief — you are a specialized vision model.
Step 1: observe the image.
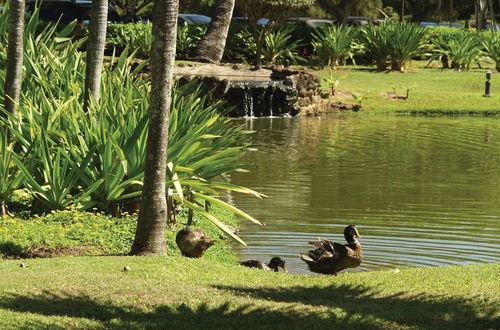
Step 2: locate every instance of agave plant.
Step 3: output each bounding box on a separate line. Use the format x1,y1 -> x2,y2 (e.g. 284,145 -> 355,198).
312,25 -> 356,69
261,24 -> 303,65
360,24 -> 389,70
384,22 -> 429,72
0,129 -> 24,215
482,32 -> 500,72
445,32 -> 481,71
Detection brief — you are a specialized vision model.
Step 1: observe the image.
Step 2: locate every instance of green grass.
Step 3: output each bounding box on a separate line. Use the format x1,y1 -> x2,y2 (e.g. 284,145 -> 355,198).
0,257 -> 498,329
318,61 -> 500,114
0,207 -> 239,264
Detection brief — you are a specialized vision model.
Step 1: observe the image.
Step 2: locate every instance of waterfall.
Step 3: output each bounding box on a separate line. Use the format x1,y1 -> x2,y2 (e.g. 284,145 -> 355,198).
268,92 -> 274,117
243,85 -> 255,118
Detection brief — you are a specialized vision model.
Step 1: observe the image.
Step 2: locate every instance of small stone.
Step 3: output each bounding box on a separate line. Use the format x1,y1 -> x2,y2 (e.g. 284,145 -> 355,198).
123,266 -> 130,271
19,263 -> 27,268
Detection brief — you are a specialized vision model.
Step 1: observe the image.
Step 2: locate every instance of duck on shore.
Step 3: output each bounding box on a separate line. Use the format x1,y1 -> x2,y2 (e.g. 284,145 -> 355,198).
300,225 -> 363,275
241,257 -> 288,272
175,227 -> 215,258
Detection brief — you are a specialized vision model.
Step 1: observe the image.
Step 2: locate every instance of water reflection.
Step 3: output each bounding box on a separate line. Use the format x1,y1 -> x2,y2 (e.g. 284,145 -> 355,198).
231,115 -> 500,274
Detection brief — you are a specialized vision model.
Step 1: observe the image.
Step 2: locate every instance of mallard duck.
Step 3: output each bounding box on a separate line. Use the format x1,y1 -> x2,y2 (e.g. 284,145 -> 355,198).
300,225 -> 363,275
175,227 -> 215,258
240,257 -> 288,272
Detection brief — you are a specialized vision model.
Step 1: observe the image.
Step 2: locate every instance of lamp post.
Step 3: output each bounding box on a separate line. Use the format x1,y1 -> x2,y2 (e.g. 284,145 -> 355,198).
484,70 -> 492,97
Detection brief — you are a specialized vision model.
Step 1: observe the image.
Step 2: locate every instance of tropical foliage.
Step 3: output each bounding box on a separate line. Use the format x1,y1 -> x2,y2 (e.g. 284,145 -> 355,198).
482,32 -> 500,72
312,25 -> 357,69
0,9 -> 264,245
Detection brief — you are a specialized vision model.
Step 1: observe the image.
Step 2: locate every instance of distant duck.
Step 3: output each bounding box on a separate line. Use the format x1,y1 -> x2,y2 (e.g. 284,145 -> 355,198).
240,257 -> 288,273
300,225 -> 363,276
175,227 -> 215,258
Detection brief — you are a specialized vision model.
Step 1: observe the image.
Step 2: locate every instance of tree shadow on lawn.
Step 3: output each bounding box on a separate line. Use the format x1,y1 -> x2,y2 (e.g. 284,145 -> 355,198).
0,284 -> 498,329
0,290 -> 375,329
213,283 -> 499,329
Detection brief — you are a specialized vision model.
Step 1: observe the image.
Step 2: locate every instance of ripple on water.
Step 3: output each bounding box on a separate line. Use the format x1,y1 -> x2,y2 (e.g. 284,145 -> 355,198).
232,116 -> 500,274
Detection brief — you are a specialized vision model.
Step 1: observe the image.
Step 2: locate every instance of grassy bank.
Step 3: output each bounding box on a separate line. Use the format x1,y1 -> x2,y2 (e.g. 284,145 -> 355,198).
0,256 -> 498,329
318,61 -> 500,115
0,207 -> 239,264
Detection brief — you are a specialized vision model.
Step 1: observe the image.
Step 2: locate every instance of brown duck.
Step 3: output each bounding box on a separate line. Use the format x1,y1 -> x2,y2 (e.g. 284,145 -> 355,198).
240,257 -> 288,272
175,227 -> 215,258
300,225 -> 363,275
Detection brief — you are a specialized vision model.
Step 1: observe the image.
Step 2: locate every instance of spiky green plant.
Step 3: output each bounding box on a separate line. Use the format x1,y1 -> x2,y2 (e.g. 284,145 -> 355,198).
0,13 -> 264,244
360,24 -> 389,70
482,32 -> 500,72
261,24 -> 303,65
312,25 -> 356,69
444,32 -> 481,71
0,129 -> 24,215
384,22 -> 429,72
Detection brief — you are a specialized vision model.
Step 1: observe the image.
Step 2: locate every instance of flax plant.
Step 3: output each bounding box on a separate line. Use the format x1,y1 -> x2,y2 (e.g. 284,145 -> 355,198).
312,25 -> 356,69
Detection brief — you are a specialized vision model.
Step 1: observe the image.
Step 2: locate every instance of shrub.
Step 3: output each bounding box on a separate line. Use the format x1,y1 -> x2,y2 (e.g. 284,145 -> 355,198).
482,32 -> 500,72
360,24 -> 390,70
107,22 -> 152,59
311,25 -> 356,69
384,22 -> 429,72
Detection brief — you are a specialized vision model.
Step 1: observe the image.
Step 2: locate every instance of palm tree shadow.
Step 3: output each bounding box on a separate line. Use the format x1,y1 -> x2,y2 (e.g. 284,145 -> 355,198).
0,290 -> 387,329
213,283 -> 499,329
0,284 -> 497,329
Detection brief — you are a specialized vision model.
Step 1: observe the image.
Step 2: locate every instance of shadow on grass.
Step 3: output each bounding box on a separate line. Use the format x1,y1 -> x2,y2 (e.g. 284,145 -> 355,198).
0,290 -> 371,329
214,284 -> 499,329
0,284 -> 497,329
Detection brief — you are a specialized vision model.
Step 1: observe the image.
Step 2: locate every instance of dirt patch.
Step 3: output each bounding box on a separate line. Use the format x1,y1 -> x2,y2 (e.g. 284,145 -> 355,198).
381,92 -> 408,101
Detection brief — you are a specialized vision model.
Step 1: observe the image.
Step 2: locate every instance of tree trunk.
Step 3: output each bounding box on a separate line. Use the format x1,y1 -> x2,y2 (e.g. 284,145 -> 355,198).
84,0 -> 109,111
129,0 -> 178,256
477,0 -> 488,30
192,0 -> 235,63
4,0 -> 25,118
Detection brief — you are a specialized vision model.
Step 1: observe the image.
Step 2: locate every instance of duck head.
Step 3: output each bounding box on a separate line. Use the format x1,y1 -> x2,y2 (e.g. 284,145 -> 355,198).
344,225 -> 362,243
268,257 -> 287,273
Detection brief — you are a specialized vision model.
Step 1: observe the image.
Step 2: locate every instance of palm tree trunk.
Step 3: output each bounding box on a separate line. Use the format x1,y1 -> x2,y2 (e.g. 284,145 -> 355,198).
84,0 -> 109,111
477,0 -> 488,30
192,0 -> 235,63
130,0 -> 179,256
4,0 -> 25,118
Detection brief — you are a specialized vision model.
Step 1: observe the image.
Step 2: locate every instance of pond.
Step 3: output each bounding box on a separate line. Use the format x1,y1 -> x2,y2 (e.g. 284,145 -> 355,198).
230,115 -> 500,274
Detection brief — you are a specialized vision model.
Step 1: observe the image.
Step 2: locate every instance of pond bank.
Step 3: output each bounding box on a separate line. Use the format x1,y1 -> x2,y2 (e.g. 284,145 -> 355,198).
0,256 -> 498,328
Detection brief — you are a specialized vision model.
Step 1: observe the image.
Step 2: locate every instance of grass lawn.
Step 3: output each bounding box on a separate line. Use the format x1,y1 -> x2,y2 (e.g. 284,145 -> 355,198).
318,61 -> 500,114
0,257 -> 498,329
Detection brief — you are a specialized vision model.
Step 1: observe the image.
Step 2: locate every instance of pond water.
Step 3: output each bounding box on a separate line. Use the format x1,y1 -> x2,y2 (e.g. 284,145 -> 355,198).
230,115 -> 500,274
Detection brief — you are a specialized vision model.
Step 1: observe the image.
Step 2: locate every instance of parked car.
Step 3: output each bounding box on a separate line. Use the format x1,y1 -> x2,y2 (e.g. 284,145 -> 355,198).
345,16 -> 371,26
178,13 -> 211,25
287,17 -> 334,28
25,0 -> 121,25
231,17 -> 270,26
419,21 -> 438,27
437,22 -> 462,28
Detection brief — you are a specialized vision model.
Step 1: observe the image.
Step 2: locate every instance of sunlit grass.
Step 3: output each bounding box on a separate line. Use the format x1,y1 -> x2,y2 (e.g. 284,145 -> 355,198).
0,257 -> 497,328
318,60 -> 500,114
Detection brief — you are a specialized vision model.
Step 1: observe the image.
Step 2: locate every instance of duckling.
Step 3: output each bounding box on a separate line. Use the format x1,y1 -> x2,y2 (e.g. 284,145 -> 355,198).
175,227 -> 215,258
300,225 -> 363,275
241,257 -> 288,272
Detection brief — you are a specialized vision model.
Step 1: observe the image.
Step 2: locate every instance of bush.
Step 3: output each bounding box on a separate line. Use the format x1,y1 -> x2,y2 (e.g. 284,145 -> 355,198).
311,25 -> 357,69
482,32 -> 500,72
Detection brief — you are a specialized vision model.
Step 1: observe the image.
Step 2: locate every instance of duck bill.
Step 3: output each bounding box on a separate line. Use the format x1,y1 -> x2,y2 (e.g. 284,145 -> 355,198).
281,265 -> 288,273
354,227 -> 362,238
